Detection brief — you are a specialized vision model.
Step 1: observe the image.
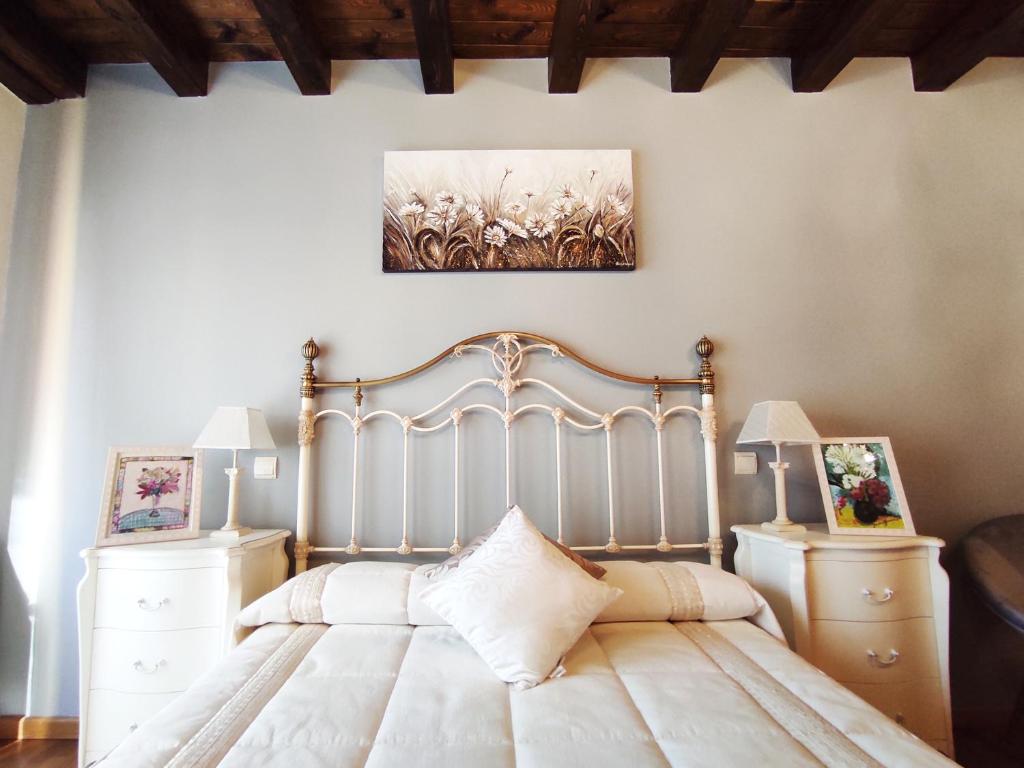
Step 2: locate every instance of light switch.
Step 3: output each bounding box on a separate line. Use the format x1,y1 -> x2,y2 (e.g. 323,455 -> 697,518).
734,452 -> 758,475
253,456 -> 278,480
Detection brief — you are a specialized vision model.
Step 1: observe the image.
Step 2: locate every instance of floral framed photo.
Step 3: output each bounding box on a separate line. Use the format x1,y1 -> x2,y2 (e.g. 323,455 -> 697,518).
814,437 -> 916,536
96,446 -> 203,547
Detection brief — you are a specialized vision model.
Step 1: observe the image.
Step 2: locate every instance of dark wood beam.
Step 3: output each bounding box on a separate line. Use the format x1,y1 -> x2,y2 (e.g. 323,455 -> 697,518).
791,0 -> 902,92
0,3 -> 86,99
548,0 -> 596,93
912,0 -> 1024,91
0,52 -> 55,105
95,0 -> 208,97
410,0 -> 454,94
250,0 -> 330,95
670,0 -> 755,92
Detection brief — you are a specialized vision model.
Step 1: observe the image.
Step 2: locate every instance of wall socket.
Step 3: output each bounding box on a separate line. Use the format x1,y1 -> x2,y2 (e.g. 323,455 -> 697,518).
734,452 -> 758,475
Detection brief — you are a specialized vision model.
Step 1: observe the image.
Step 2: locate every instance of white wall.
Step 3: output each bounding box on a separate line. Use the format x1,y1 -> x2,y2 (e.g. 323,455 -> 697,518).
0,85 -> 26,320
2,57 -> 1023,717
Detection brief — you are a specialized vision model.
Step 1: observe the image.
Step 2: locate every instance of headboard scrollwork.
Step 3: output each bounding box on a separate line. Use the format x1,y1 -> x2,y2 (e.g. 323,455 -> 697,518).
294,332 -> 721,573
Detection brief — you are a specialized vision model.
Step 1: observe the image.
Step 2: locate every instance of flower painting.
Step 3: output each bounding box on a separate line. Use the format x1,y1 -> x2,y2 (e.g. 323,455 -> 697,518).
814,437 -> 916,536
96,447 -> 203,546
383,150 -> 636,271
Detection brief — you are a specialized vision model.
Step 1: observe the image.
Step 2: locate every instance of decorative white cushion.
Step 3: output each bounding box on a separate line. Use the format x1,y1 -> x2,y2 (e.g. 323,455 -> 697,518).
418,506 -> 623,689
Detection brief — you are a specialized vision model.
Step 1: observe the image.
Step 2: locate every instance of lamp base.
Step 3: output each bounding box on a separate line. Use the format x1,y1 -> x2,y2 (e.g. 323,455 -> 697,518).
210,526 -> 253,541
761,520 -> 806,533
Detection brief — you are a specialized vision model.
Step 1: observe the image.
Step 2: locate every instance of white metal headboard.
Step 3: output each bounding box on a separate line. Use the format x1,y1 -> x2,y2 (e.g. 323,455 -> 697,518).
294,332 -> 722,573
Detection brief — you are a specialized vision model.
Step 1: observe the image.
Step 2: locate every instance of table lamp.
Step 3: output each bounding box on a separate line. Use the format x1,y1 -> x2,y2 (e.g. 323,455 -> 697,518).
737,401 -> 819,532
193,406 -> 276,539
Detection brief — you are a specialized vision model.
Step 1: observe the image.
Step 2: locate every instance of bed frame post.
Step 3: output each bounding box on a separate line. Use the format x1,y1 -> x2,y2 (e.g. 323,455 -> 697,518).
296,338 -> 319,574
697,337 -> 723,568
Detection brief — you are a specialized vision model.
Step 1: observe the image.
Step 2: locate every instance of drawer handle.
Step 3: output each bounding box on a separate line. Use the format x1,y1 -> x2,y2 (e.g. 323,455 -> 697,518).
861,587 -> 894,604
132,659 -> 167,674
137,597 -> 170,611
866,649 -> 900,666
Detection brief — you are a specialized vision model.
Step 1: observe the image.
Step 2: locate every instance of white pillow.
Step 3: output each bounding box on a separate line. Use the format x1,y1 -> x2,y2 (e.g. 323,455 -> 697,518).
419,506 -> 623,689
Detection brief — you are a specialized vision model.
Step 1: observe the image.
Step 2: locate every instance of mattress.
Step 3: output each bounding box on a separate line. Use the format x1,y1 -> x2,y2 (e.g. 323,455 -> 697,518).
94,562 -> 956,767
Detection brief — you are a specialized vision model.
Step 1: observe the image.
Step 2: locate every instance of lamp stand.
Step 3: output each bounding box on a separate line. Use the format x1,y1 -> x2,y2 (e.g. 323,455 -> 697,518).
762,443 -> 806,533
211,450 -> 252,540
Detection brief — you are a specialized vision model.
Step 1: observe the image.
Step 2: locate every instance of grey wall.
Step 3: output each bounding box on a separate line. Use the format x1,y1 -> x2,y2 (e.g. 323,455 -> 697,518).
2,57 -> 1023,720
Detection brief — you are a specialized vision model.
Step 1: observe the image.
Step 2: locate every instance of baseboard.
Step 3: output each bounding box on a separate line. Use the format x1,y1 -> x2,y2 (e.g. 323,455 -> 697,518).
16,716 -> 78,740
0,715 -> 20,740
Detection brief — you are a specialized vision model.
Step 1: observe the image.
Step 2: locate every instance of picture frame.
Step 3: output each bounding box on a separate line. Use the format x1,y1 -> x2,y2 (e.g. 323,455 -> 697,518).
813,437 -> 915,536
96,446 -> 203,547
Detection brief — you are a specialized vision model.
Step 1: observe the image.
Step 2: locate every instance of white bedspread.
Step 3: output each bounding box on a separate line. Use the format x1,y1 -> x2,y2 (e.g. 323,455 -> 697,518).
97,618 -> 954,767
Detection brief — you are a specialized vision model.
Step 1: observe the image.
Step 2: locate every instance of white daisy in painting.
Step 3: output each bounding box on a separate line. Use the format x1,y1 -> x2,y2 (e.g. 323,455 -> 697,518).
825,443 -> 877,480
606,194 -> 629,216
464,202 -> 485,226
497,218 -> 528,238
558,184 -> 578,200
504,201 -> 525,216
399,201 -> 425,217
426,206 -> 457,229
483,225 -> 508,248
519,188 -> 537,199
434,190 -> 464,209
526,215 -> 555,238
549,198 -> 574,220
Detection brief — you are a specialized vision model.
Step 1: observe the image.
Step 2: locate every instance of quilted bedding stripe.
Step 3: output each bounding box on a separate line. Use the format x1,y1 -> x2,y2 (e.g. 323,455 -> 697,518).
97,620 -> 954,768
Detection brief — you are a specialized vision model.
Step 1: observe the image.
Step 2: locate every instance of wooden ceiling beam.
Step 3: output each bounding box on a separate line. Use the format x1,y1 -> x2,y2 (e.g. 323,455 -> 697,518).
410,0 -> 454,94
669,0 -> 755,92
251,0 -> 330,95
0,3 -> 86,100
912,0 -> 1024,91
95,0 -> 208,97
791,0 -> 903,92
548,0 -> 596,93
0,51 -> 55,105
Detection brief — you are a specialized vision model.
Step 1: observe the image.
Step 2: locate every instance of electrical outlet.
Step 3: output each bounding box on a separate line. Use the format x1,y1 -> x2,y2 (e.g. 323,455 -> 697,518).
734,452 -> 758,475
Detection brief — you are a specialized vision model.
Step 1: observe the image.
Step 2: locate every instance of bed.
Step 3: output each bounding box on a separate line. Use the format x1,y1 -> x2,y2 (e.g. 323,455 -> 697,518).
93,333 -> 956,767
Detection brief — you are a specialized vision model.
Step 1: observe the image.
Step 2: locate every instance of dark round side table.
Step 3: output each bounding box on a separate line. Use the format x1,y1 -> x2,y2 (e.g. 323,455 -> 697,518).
962,514 -> 1024,739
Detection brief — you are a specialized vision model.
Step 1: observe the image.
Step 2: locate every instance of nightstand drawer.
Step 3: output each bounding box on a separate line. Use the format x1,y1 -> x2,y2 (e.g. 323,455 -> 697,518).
844,679 -> 948,740
85,690 -> 179,755
808,617 -> 939,684
806,557 -> 933,622
91,627 -> 221,693
94,567 -> 224,631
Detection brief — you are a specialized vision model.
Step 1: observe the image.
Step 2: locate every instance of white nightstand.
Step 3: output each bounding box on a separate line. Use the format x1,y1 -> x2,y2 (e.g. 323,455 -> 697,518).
77,529 -> 290,767
732,523 -> 953,757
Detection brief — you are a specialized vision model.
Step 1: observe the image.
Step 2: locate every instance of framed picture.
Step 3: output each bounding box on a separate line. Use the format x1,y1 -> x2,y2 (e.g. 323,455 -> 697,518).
814,437 -> 915,536
383,149 -> 635,272
96,446 -> 203,547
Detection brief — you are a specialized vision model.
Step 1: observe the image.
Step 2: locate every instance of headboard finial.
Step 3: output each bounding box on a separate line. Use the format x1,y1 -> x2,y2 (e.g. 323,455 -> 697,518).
696,336 -> 715,395
301,338 -> 320,398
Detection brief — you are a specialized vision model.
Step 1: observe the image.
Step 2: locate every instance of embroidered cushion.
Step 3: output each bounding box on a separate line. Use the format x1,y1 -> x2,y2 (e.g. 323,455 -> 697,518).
423,518 -> 606,580
418,506 -> 623,688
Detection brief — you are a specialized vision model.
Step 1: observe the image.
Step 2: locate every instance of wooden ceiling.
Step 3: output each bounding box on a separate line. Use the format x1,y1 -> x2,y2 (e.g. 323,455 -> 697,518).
2,1 -> 1024,103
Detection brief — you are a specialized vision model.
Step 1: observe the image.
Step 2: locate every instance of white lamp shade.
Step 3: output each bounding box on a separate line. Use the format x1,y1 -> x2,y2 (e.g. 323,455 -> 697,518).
737,401 -> 819,445
193,407 -> 276,450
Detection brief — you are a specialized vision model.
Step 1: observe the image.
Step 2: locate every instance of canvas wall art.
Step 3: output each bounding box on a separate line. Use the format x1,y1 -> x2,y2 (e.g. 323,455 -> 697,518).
814,437 -> 916,536
96,446 -> 203,546
383,150 -> 635,272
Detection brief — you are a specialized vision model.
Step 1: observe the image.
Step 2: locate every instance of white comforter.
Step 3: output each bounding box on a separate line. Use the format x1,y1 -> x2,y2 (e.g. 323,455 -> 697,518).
96,562 -> 955,768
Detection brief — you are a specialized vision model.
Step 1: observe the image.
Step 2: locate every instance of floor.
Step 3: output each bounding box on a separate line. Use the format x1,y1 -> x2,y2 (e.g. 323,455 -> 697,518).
0,739 -> 76,767
0,733 -> 1020,767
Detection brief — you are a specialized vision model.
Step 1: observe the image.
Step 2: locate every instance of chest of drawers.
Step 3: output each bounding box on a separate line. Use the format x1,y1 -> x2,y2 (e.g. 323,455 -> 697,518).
732,523 -> 953,757
77,529 -> 289,767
